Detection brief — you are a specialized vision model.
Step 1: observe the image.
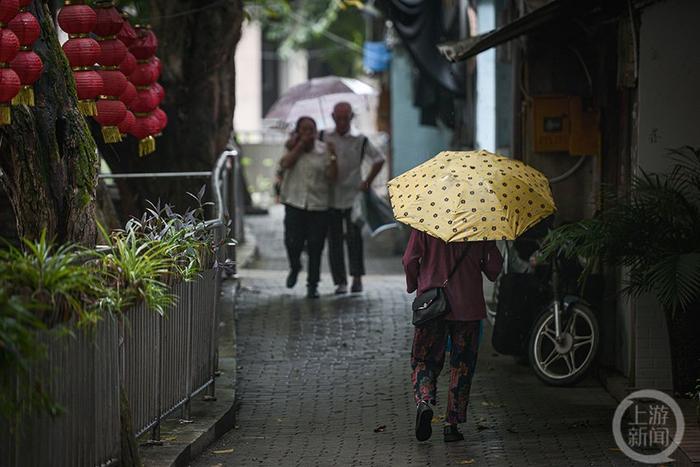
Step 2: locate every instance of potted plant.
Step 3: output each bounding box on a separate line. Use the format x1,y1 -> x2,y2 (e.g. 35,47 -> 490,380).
543,147 -> 700,396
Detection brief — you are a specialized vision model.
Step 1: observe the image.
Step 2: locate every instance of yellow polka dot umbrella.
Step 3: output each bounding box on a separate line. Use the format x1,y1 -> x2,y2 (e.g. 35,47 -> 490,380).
388,150 -> 556,242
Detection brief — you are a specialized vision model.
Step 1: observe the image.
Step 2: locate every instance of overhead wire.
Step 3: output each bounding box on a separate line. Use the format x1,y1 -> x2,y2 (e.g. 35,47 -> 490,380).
135,0 -> 233,21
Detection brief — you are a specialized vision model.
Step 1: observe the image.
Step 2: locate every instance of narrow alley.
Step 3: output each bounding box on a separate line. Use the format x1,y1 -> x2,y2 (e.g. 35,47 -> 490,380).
192,207 -> 636,466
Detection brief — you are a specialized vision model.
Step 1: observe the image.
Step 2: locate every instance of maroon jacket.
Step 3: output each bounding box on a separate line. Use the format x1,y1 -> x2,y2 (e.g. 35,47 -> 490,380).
402,229 -> 503,321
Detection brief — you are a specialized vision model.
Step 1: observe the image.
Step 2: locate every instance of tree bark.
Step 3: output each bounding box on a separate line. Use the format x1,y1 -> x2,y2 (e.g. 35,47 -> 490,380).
100,0 -> 244,218
0,2 -> 99,246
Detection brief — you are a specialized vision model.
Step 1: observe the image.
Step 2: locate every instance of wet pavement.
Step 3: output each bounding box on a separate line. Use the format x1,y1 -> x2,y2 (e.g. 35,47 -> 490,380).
191,206 -> 637,466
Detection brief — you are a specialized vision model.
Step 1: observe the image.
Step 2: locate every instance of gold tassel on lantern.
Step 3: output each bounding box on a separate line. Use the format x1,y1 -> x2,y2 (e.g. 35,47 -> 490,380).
0,105 -> 11,125
101,126 -> 123,143
78,100 -> 98,116
12,86 -> 34,106
138,136 -> 156,157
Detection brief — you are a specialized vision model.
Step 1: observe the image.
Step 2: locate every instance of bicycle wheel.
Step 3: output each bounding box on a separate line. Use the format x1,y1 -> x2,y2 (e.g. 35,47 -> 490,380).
528,302 -> 599,386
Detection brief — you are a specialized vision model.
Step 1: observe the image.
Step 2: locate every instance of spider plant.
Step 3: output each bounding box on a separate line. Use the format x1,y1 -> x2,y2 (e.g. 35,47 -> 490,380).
123,187 -> 224,278
0,231 -> 104,327
98,226 -> 176,316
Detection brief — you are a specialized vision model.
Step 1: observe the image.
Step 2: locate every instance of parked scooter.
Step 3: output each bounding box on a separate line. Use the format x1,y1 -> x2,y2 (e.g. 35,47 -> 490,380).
491,222 -> 600,386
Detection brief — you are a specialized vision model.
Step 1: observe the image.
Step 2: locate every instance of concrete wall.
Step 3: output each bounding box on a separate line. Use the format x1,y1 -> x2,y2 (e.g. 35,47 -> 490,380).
476,0 -> 496,152
234,21 -> 263,134
628,0 -> 700,391
390,49 -> 453,177
637,0 -> 700,174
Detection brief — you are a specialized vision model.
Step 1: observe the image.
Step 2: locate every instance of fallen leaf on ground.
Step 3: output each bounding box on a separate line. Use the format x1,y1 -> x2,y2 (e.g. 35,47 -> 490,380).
212,448 -> 235,454
161,436 -> 177,441
459,459 -> 475,464
476,423 -> 492,431
431,414 -> 445,423
373,425 -> 386,433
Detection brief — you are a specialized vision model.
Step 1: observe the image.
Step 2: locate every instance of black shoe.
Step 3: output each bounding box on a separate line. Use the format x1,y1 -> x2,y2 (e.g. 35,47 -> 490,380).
443,424 -> 464,443
415,401 -> 433,441
286,269 -> 300,288
306,287 -> 320,299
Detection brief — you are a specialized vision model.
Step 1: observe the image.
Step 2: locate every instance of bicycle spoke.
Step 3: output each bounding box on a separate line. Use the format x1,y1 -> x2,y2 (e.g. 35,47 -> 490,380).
573,337 -> 593,350
541,348 -> 560,369
563,352 -> 575,373
542,328 -> 558,345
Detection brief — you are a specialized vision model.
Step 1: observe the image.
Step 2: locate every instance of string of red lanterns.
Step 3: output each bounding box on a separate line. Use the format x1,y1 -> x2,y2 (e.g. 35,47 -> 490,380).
8,0 -> 42,106
128,24 -> 160,156
93,0 -> 127,144
58,0 -> 102,116
0,0 -> 20,124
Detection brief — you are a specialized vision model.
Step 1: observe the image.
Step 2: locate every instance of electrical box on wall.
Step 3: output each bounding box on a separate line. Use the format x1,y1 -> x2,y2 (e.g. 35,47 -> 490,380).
532,95 -> 601,156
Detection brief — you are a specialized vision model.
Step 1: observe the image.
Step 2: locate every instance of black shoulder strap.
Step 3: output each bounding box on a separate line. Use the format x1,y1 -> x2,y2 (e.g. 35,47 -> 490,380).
443,244 -> 471,286
361,136 -> 368,161
319,130 -> 325,141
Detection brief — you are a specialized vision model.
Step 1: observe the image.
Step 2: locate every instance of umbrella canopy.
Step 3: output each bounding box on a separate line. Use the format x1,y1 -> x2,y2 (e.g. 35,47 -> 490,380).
265,76 -> 377,129
388,150 -> 556,242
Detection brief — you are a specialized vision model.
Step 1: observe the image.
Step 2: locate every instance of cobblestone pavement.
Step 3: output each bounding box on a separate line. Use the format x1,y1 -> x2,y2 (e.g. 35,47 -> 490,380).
192,207 -> 637,466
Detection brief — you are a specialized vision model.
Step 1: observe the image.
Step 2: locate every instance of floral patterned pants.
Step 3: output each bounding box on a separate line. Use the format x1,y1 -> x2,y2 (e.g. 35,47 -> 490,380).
411,319 -> 481,425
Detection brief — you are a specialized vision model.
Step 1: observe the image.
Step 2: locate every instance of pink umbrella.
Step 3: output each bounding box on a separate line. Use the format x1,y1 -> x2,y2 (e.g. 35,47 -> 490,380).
265,76 -> 377,129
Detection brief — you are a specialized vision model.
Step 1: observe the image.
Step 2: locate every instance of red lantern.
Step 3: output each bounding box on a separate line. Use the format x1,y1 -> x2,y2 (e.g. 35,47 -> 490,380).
97,69 -> 126,98
130,85 -> 158,113
0,28 -> 19,64
129,27 -> 157,60
97,38 -> 126,67
119,51 -> 136,76
130,113 -> 157,156
57,3 -> 96,35
62,37 -> 100,68
118,109 -> 134,136
119,80 -> 136,106
10,49 -> 41,105
153,56 -> 162,75
152,81 -> 164,104
7,11 -> 39,46
117,17 -> 137,47
0,0 -> 18,24
128,59 -> 158,86
92,3 -> 123,37
95,98 -> 126,143
0,66 -> 19,124
152,107 -> 167,134
73,69 -> 102,115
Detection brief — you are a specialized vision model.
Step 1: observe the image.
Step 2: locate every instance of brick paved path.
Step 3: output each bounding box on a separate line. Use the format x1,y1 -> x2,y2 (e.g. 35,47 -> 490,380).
192,207 -> 636,466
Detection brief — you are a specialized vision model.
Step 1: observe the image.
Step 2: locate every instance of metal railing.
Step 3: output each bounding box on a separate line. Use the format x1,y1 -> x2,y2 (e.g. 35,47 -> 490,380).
120,270 -> 220,441
1,149 -> 243,467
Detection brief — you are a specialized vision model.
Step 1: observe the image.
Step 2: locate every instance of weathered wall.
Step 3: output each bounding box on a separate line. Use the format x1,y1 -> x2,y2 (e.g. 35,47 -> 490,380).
637,0 -> 700,173
390,49 -> 453,177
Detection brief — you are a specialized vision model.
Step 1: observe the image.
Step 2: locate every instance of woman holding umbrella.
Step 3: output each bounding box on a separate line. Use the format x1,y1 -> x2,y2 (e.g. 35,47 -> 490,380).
390,150 -> 556,442
279,116 -> 338,298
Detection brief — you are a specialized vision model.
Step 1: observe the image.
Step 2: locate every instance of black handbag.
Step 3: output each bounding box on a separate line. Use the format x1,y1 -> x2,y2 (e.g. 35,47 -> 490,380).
411,245 -> 471,326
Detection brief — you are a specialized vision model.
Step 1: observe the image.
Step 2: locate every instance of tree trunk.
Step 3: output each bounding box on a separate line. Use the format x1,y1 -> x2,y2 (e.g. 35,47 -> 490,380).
0,2 -> 99,246
100,0 -> 244,219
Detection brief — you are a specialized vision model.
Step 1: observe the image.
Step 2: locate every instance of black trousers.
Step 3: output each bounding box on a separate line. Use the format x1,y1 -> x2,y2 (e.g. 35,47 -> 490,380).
327,208 -> 365,285
284,205 -> 329,288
